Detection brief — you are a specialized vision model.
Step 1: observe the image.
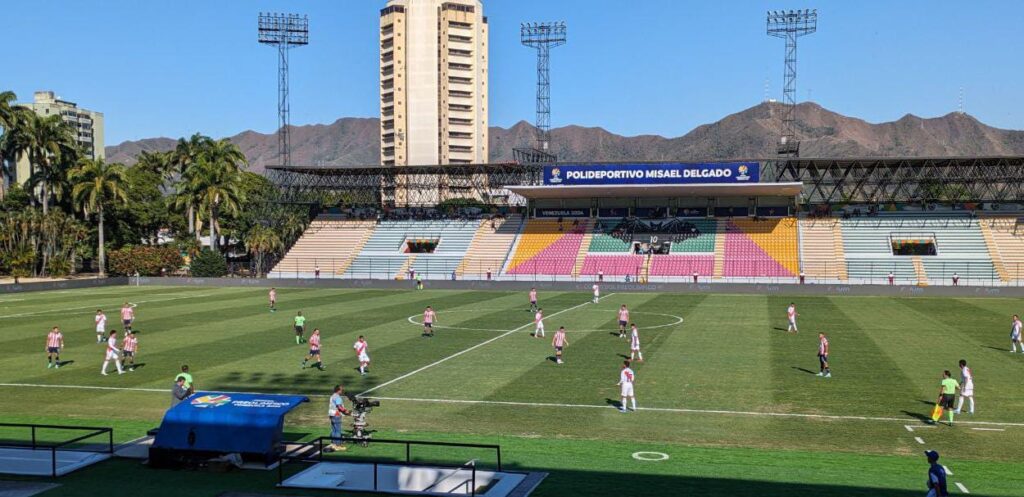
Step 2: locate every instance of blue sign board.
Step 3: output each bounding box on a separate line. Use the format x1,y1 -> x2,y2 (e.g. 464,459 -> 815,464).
153,392 -> 308,457
543,162 -> 759,186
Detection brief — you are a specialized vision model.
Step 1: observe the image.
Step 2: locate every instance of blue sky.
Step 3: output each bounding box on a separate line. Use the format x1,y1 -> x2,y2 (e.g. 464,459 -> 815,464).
6,0 -> 1024,145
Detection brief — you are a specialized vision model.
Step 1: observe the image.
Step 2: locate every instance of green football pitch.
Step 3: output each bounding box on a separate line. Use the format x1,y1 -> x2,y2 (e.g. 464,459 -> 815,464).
1,285 -> 1022,496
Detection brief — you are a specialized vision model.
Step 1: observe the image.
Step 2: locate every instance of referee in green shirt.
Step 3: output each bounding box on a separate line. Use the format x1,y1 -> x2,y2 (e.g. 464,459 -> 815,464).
937,370 -> 960,426
294,311 -> 307,344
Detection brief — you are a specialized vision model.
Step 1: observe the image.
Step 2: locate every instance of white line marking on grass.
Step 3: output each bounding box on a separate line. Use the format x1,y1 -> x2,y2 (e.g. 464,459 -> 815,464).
904,425 -> 914,432
0,294 -> 211,320
6,383 -> 1024,430
955,482 -> 970,494
971,427 -> 1005,432
631,451 -> 669,461
943,465 -> 953,476
914,437 -> 925,445
404,308 -> 682,333
359,294 -> 617,396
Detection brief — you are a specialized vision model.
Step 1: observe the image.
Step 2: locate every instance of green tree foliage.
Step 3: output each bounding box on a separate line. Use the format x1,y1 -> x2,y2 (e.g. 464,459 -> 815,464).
190,249 -> 227,277
107,245 -> 183,276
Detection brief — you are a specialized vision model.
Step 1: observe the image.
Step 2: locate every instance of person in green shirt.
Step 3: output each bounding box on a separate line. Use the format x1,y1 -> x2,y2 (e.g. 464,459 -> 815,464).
294,311 -> 307,345
175,364 -> 195,396
937,370 -> 960,426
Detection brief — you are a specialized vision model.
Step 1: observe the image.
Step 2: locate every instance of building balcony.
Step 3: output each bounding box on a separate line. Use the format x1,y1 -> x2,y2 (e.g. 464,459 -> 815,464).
448,48 -> 473,58
448,62 -> 472,72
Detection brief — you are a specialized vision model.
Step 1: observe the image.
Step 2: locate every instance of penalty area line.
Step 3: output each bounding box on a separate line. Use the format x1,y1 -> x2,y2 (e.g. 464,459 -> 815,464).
357,294 -> 617,397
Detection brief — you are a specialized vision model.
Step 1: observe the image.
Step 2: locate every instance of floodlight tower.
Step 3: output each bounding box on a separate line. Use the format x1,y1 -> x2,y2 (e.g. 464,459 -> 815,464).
521,22 -> 567,154
767,9 -> 816,157
258,13 -> 309,168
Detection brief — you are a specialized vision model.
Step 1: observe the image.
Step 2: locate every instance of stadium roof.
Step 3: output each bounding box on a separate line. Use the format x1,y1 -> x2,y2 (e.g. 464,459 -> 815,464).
505,182 -> 804,199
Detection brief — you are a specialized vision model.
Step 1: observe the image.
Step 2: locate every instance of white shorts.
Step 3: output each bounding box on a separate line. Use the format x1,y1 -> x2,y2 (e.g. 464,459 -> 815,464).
962,383 -> 974,397
358,353 -> 370,363
620,383 -> 634,397
1012,332 -> 1021,342
536,323 -> 544,332
631,346 -> 640,351
96,327 -> 105,333
105,350 -> 119,361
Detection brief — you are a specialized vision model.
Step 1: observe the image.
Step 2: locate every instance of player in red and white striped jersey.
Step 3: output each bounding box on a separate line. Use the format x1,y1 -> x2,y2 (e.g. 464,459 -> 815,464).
816,333 -> 831,378
629,324 -> 643,362
269,288 -> 277,313
122,331 -> 138,371
302,328 -> 324,371
617,305 -> 630,338
617,360 -> 636,412
422,306 -> 437,337
552,326 -> 569,364
101,330 -> 124,375
95,309 -> 106,343
353,336 -> 370,375
528,288 -> 538,313
120,302 -> 135,332
534,309 -> 545,338
45,326 -> 64,369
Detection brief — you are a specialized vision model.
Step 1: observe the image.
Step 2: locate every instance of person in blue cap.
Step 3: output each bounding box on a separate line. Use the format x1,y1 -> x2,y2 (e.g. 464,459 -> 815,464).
925,450 -> 948,497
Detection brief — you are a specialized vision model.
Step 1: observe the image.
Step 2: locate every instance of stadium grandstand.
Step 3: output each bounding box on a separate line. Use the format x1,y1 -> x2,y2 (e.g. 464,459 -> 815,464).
267,157 -> 1024,286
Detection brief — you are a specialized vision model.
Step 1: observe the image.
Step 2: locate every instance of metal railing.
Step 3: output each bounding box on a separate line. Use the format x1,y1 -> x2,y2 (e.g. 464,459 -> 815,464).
0,423 -> 114,477
264,257 -> 1024,286
277,436 -> 502,496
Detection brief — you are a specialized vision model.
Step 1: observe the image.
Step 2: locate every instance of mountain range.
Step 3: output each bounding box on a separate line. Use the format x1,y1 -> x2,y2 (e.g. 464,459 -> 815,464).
105,102 -> 1024,172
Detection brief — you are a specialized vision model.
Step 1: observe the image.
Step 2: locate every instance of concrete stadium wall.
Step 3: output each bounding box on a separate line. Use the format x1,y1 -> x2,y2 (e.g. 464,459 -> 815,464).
0,277 -> 128,294
137,277 -> 1024,298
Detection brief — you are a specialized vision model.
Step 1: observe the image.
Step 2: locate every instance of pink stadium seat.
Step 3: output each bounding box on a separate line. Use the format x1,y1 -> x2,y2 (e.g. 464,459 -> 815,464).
723,227 -> 791,277
507,233 -> 584,275
580,255 -> 646,276
649,255 -> 714,276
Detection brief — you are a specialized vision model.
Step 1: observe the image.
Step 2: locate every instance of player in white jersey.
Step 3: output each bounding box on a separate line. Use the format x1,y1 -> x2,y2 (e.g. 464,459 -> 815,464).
534,309 -> 545,338
353,335 -> 370,375
786,303 -> 798,333
617,305 -> 630,338
552,327 -> 569,364
629,324 -> 643,362
1011,315 -> 1023,353
269,288 -> 277,313
101,330 -> 124,375
954,359 -> 974,415
592,284 -> 600,304
95,309 -> 107,343
617,360 -> 636,412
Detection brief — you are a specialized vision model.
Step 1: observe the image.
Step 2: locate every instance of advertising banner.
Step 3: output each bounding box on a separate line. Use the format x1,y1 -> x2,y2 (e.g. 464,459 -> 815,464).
543,162 -> 759,186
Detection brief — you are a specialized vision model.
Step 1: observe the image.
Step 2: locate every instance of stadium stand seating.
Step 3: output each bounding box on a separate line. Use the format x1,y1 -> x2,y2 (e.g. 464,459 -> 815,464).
579,255 -> 646,276
840,216 -> 997,284
270,216 -> 376,277
670,219 -> 717,253
457,215 -> 523,277
506,219 -> 589,276
588,234 -> 631,253
723,218 -> 799,278
649,255 -> 715,277
798,218 -> 848,281
344,219 -> 480,279
981,216 -> 1024,281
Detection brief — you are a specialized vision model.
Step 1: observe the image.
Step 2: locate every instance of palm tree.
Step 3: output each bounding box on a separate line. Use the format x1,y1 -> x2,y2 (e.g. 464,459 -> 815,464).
70,158 -> 129,276
245,225 -> 283,277
190,157 -> 245,253
0,91 -> 31,199
135,150 -> 175,183
24,114 -> 77,214
172,133 -> 213,235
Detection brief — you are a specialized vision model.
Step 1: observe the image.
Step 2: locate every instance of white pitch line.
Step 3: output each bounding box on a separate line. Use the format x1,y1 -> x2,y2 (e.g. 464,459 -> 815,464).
0,293 -> 210,320
3,382 -> 1024,428
358,294 -> 618,396
914,436 -> 925,445
904,425 -> 914,432
971,427 -> 1005,432
955,482 -> 970,494
943,465 -> 953,476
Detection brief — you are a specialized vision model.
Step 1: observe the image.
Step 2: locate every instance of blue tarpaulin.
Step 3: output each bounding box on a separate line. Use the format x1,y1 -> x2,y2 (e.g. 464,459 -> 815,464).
153,392 -> 308,457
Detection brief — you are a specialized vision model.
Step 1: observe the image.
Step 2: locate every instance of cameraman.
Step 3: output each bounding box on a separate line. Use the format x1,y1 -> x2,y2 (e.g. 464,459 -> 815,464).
328,385 -> 351,452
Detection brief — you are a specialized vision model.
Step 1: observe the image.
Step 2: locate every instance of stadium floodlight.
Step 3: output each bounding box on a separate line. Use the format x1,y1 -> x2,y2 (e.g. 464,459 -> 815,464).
766,8 -> 817,157
258,12 -> 309,168
521,21 -> 567,153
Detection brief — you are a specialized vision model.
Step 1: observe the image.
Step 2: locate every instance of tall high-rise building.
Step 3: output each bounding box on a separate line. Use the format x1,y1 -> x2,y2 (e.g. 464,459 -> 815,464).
380,0 -> 488,166
15,91 -> 104,186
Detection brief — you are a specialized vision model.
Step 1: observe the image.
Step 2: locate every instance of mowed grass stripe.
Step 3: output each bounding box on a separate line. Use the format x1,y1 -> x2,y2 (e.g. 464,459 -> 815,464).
770,296 -> 920,418
375,291 -> 615,400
